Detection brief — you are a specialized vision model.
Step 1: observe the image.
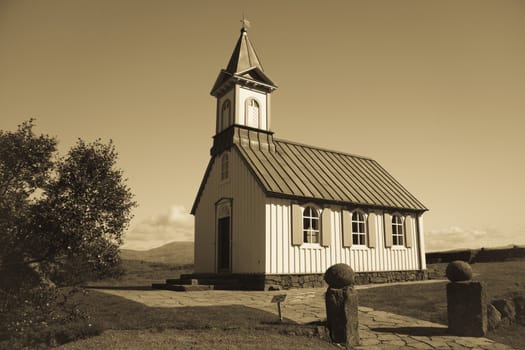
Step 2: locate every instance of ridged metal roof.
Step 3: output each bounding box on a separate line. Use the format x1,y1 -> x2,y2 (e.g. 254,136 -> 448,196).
235,138 -> 427,211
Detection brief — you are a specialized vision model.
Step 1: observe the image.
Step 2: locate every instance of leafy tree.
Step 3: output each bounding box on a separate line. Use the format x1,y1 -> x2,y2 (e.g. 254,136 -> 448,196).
0,120 -> 135,347
0,119 -> 135,288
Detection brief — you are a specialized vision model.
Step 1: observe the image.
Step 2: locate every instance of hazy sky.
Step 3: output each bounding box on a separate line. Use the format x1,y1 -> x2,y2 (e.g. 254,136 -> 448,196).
1,0 -> 524,252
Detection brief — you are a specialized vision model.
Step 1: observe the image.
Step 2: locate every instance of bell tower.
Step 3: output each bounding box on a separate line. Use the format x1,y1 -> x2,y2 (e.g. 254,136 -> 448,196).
210,23 -> 277,156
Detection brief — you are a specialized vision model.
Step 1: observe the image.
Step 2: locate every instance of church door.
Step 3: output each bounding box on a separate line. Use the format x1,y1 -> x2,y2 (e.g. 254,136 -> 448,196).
217,216 -> 231,272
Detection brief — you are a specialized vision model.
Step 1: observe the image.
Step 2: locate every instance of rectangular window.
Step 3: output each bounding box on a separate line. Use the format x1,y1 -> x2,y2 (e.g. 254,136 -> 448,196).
351,212 -> 367,246
392,215 -> 405,246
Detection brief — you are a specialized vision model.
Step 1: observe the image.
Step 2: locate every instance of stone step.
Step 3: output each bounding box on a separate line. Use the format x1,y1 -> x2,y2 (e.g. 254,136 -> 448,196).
165,278 -> 199,285
180,273 -> 220,279
166,284 -> 214,291
179,273 -> 240,281
165,277 -> 240,286
151,283 -> 169,290
151,283 -> 214,291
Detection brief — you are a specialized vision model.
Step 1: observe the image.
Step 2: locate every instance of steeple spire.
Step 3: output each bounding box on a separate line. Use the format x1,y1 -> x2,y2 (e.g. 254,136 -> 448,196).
210,21 -> 276,97
225,19 -> 264,74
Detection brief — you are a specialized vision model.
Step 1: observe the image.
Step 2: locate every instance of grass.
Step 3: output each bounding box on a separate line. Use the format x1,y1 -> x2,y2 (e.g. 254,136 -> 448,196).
85,259 -> 193,287
58,259 -> 338,349
49,260 -> 525,349
359,260 -> 525,350
57,290 -> 336,350
425,260 -> 525,299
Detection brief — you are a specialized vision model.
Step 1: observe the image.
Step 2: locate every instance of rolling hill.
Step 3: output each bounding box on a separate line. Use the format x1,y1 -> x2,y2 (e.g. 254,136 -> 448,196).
120,241 -> 194,265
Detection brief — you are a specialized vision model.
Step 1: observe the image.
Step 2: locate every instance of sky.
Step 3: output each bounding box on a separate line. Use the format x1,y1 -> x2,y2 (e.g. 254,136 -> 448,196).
1,0 -> 524,252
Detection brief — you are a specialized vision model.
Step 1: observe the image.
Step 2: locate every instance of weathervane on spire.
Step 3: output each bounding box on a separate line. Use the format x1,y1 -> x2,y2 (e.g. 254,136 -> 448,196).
240,14 -> 250,31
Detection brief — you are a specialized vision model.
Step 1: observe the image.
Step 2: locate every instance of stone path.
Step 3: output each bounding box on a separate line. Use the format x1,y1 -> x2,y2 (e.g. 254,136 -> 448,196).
97,284 -> 515,350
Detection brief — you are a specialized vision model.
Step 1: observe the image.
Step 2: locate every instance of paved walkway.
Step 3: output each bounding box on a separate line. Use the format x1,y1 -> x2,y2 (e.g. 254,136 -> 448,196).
97,284 -> 515,350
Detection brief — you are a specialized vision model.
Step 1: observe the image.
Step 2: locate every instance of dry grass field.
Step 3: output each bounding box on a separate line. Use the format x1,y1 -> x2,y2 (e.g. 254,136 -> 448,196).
360,260 -> 525,350
61,250 -> 524,349
87,242 -> 195,287
58,288 -> 336,349
120,242 -> 194,265
73,259 -> 337,349
86,259 -> 193,288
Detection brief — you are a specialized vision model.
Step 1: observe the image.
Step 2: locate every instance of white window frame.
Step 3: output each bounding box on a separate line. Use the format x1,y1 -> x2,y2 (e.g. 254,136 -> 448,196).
302,206 -> 320,244
245,98 -> 260,128
351,211 -> 367,246
392,214 -> 405,246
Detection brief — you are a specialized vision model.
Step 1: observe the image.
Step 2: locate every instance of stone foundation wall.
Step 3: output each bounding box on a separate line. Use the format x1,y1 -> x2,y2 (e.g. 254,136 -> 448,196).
263,270 -> 429,290
186,270 -> 429,290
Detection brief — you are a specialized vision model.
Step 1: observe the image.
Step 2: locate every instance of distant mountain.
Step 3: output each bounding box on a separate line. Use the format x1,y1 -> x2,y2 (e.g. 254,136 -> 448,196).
426,244 -> 525,264
121,241 -> 194,265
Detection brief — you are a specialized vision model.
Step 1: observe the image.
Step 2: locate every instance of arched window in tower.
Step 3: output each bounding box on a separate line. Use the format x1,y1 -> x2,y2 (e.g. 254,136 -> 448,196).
221,99 -> 231,131
246,98 -> 260,128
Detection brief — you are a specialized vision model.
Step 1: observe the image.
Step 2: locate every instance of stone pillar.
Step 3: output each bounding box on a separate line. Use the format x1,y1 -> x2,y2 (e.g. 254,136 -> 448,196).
446,261 -> 487,336
324,263 -> 359,347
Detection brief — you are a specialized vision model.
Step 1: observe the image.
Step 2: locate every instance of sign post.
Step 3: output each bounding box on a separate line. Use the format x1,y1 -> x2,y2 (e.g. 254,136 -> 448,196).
271,294 -> 287,322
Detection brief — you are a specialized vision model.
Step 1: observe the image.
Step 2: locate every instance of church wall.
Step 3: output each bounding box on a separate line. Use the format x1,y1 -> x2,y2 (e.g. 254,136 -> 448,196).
193,158 -> 217,273
265,198 -> 425,274
229,148 -> 266,273
194,148 -> 266,273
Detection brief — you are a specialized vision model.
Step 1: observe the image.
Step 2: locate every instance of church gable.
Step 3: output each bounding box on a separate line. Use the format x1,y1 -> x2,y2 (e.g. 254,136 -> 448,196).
191,145 -> 266,215
236,67 -> 276,87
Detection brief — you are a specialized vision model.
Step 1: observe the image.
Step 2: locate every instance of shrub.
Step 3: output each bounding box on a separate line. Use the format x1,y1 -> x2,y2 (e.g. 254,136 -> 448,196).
0,285 -> 101,349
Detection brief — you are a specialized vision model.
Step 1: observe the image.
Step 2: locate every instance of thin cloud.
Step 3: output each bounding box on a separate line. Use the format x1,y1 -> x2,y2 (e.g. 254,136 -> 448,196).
123,205 -> 194,250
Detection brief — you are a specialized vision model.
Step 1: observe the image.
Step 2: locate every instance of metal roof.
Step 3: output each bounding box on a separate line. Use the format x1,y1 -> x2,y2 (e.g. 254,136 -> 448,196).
234,138 -> 428,211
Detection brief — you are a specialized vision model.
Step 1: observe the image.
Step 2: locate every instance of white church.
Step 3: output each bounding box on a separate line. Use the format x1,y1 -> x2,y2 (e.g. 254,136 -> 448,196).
189,25 -> 428,290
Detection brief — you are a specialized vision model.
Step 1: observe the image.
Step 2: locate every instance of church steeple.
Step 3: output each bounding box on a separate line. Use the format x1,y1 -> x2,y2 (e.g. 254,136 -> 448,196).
224,27 -> 265,74
210,22 -> 277,148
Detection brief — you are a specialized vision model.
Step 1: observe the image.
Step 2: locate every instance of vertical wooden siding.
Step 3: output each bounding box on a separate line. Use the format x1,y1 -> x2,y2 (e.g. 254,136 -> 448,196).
231,149 -> 267,273
265,198 -> 424,274
194,149 -> 266,273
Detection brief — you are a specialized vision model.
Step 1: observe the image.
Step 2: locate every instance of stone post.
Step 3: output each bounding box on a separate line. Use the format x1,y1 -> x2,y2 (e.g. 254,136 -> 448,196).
324,263 -> 359,347
446,261 -> 487,336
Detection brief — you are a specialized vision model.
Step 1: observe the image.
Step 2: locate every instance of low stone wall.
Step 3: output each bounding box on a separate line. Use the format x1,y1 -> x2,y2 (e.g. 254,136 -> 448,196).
263,270 -> 428,290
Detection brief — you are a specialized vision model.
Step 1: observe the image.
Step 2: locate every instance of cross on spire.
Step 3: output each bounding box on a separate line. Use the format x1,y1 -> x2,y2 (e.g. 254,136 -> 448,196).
240,15 -> 250,31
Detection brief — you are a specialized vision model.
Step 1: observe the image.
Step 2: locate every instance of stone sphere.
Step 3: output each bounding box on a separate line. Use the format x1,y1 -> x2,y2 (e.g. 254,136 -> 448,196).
324,263 -> 355,288
446,260 -> 473,282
